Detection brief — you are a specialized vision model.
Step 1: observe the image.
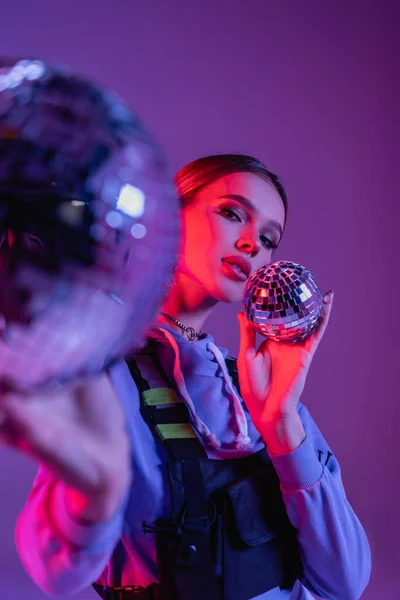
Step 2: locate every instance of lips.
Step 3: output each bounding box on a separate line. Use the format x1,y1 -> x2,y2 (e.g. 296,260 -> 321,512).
222,256 -> 252,279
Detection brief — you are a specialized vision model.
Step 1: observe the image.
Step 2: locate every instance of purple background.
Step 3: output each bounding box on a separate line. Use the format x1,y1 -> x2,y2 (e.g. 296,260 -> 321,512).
0,1 -> 398,598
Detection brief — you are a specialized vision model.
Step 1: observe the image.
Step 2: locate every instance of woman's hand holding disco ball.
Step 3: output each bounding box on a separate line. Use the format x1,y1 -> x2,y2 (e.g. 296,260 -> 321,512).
0,58 -> 179,392
0,57 -> 178,522
238,261 -> 334,454
0,373 -> 132,522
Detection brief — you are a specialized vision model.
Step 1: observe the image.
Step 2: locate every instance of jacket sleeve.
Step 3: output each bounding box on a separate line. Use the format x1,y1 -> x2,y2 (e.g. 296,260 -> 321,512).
268,403 -> 371,600
15,465 -> 128,597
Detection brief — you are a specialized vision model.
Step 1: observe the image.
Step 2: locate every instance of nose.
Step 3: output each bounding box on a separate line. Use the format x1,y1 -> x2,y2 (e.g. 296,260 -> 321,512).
235,233 -> 261,257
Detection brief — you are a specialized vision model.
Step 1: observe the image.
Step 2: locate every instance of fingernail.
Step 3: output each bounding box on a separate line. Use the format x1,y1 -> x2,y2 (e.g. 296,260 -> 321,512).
323,290 -> 334,303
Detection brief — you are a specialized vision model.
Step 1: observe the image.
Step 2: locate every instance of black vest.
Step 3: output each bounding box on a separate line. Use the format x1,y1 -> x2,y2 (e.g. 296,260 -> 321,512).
94,341 -> 302,600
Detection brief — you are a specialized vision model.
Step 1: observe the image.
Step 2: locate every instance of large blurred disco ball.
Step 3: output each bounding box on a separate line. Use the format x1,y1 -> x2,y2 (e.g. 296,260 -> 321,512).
0,58 -> 180,391
243,261 -> 323,343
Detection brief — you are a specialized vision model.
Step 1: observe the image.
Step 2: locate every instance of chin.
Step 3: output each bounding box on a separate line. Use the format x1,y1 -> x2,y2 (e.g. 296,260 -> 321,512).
211,280 -> 246,304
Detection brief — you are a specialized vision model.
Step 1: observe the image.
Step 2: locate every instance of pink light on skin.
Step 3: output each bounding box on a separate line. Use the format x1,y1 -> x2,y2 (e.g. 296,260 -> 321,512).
160,172 -> 286,336
177,172 -> 285,304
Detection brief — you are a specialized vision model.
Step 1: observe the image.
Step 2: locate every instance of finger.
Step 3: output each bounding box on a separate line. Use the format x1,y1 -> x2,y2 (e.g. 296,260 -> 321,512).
0,402 -> 34,450
74,373 -> 126,439
237,312 -> 257,360
0,396 -> 41,451
0,409 -> 13,446
0,402 -> 102,492
305,290 -> 334,352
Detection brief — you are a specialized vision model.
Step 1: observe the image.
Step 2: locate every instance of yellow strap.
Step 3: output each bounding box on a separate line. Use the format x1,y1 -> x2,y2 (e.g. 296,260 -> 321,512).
142,387 -> 181,406
155,423 -> 197,441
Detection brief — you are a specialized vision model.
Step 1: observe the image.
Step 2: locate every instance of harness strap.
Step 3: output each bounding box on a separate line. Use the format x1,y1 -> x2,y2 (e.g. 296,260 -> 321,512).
126,343 -> 221,599
93,583 -> 160,599
125,346 -> 207,460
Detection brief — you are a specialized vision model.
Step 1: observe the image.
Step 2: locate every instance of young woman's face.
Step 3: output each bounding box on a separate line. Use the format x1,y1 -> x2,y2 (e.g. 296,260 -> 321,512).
179,172 -> 286,303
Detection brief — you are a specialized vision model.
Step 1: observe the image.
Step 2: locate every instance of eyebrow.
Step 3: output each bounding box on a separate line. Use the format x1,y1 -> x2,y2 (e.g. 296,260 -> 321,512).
219,193 -> 283,236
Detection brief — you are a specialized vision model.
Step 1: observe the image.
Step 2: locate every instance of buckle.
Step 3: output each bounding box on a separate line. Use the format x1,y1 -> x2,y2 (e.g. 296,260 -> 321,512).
94,584 -> 152,599
119,587 -> 151,598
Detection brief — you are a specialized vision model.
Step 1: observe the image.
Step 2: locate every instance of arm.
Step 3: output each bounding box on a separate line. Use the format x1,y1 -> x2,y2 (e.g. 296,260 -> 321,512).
237,295 -> 370,598
0,369 -> 133,598
268,403 -> 371,600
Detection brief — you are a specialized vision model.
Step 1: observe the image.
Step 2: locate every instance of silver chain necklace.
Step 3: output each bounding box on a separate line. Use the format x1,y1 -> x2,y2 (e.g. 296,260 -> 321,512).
160,312 -> 201,342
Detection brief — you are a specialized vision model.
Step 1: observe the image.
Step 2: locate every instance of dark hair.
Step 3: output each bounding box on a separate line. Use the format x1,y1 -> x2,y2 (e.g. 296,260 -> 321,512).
175,153 -> 288,225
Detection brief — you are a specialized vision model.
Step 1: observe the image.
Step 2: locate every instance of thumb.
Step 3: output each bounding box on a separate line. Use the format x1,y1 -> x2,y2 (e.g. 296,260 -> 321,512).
237,312 -> 257,360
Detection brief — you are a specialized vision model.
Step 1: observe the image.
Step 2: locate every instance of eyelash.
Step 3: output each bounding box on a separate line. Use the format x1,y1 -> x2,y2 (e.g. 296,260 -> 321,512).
219,208 -> 278,250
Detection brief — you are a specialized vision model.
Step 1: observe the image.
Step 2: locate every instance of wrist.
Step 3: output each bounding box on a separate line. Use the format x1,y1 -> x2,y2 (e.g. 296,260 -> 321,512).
65,490 -> 122,524
260,410 -> 305,456
65,472 -> 131,524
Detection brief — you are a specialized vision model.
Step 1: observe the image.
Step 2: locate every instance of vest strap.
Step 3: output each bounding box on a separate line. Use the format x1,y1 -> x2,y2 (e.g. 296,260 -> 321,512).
143,388 -> 181,406
155,423 -> 198,441
93,583 -> 160,599
126,346 -> 221,599
126,353 -> 207,460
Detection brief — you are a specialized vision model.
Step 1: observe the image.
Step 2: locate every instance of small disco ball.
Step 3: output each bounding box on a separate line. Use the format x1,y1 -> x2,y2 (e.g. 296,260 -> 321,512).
0,58 -> 180,391
243,261 -> 323,343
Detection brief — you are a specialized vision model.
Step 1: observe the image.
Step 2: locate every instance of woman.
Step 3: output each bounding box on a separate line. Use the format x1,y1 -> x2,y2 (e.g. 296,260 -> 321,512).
1,154 -> 370,599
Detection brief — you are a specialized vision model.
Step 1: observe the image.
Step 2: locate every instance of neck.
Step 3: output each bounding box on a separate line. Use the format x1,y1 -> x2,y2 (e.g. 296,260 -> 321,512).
157,271 -> 218,335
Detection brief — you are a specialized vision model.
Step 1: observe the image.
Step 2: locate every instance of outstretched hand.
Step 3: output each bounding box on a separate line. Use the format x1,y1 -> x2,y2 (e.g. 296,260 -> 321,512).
0,372 -> 132,521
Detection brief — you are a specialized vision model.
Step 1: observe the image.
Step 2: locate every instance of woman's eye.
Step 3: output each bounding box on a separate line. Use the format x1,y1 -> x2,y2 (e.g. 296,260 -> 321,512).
260,235 -> 278,250
220,208 -> 241,222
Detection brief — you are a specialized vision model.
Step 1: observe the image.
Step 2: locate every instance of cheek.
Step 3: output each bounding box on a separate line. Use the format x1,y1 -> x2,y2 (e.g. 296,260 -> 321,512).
253,251 -> 274,273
